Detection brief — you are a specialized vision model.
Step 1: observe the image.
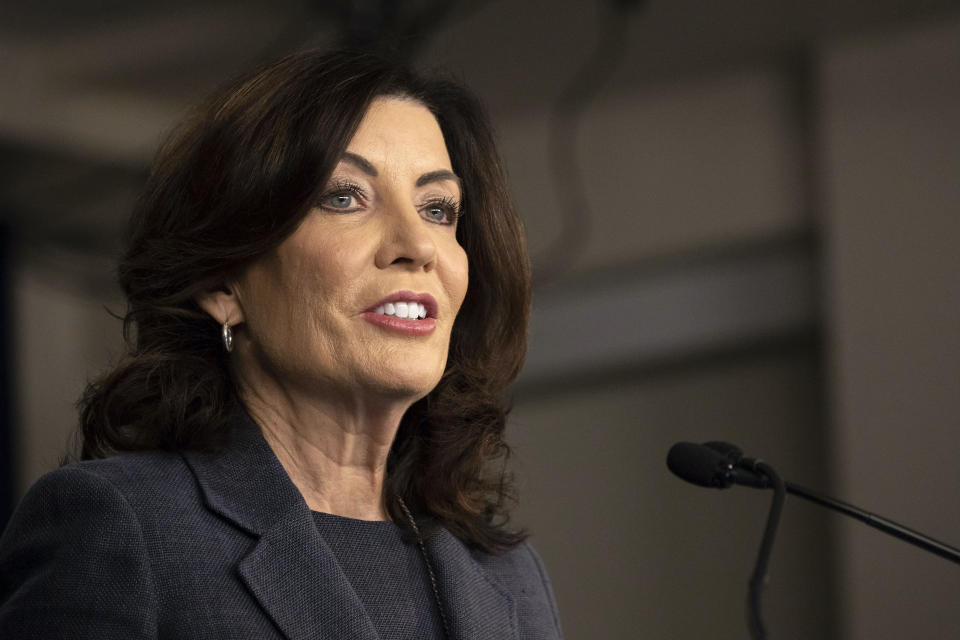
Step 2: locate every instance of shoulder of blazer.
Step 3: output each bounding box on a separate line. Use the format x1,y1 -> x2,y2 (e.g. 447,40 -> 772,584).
0,461 -> 162,639
470,541 -> 564,639
44,451 -> 204,531
69,449 -> 193,499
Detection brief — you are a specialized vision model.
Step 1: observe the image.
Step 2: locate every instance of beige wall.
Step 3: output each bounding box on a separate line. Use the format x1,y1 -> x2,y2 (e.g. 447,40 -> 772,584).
820,15 -> 960,640
13,253 -> 123,490
498,64 -> 807,273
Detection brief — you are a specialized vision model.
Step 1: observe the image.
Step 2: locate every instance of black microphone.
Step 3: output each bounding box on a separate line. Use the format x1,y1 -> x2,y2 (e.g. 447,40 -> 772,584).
666,441 -> 768,489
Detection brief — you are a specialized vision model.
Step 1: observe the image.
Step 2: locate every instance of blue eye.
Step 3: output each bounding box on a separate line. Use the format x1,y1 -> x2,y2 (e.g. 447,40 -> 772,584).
425,206 -> 447,222
318,180 -> 365,213
325,194 -> 354,209
421,198 -> 461,225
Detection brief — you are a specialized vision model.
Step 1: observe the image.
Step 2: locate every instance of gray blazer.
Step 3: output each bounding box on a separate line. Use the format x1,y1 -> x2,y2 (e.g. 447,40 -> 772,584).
0,411 -> 563,639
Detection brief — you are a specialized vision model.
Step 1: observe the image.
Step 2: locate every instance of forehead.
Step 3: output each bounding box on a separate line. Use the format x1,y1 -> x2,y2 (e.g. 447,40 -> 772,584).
344,97 -> 452,172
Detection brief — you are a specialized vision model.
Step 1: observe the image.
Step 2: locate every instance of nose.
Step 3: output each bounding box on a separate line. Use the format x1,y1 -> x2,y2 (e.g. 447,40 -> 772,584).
374,200 -> 438,271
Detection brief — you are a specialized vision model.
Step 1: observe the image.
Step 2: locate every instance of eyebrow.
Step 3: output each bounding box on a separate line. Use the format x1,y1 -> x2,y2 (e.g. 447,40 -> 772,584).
339,152 -> 461,191
416,170 -> 461,190
341,152 -> 378,177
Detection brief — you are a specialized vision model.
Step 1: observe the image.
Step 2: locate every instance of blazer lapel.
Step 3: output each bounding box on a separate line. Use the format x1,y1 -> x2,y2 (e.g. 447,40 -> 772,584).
425,529 -> 518,640
238,506 -> 378,640
183,407 -> 378,640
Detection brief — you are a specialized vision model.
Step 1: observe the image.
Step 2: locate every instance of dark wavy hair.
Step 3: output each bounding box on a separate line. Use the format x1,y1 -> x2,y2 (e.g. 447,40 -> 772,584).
75,49 -> 531,553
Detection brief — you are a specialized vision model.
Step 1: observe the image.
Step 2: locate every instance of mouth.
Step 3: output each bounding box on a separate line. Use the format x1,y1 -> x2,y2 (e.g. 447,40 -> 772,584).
365,291 -> 438,321
361,291 -> 440,337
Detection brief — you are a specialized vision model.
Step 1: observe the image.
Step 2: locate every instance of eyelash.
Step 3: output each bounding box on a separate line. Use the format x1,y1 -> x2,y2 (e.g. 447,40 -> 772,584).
317,180 -> 463,225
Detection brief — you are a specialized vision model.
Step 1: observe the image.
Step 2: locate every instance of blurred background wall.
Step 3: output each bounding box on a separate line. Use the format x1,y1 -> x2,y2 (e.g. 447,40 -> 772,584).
2,1 -> 958,638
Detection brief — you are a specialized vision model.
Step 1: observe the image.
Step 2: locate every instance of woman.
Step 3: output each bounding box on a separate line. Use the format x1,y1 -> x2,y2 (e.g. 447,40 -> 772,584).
0,49 -> 562,639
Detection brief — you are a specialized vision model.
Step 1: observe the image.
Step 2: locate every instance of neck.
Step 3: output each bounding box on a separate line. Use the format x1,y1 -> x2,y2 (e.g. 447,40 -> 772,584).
237,374 -> 414,522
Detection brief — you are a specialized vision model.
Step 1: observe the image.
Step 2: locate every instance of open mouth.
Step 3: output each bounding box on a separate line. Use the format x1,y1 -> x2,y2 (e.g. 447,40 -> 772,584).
373,301 -> 428,320
365,291 -> 438,320
362,291 -> 438,335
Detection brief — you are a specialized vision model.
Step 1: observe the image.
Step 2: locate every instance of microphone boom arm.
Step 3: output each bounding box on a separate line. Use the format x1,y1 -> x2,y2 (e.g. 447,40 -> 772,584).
783,481 -> 960,566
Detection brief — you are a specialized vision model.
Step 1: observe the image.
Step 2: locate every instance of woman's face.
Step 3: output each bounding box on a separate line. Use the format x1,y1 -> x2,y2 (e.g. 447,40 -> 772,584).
232,97 -> 469,406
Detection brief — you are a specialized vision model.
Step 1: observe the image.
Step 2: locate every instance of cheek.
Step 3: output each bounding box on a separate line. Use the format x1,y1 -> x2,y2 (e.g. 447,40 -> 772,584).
239,262 -> 305,349
445,243 -> 470,314
238,246 -> 335,342
288,227 -> 366,307
315,242 -> 373,310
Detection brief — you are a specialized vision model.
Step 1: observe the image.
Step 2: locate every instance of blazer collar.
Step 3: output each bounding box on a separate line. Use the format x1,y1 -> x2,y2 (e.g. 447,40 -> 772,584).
183,404 -> 516,640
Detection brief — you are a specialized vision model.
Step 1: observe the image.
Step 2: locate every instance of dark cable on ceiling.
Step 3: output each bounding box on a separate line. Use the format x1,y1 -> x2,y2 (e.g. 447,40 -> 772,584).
325,0 -> 456,59
536,0 -> 646,287
255,0 -> 491,68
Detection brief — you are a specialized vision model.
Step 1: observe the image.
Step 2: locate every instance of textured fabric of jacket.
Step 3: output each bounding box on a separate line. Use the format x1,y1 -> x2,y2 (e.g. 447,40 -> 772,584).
0,410 -> 563,639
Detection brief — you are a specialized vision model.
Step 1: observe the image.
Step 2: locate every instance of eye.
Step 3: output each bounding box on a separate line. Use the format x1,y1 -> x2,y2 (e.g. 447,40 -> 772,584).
317,180 -> 366,213
421,197 -> 462,225
324,194 -> 355,209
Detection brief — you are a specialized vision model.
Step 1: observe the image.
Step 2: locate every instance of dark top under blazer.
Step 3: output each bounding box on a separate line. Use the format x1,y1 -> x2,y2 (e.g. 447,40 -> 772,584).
0,410 -> 563,639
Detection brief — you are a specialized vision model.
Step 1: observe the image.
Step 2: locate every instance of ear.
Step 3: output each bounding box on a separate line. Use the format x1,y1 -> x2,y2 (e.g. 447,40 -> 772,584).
194,283 -> 245,327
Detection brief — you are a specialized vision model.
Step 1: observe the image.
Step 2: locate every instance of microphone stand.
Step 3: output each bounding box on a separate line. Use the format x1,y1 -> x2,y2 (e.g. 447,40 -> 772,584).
747,462 -> 785,640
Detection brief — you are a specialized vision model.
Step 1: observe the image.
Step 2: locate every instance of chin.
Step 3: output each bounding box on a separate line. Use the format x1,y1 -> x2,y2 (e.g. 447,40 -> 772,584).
363,367 -> 443,402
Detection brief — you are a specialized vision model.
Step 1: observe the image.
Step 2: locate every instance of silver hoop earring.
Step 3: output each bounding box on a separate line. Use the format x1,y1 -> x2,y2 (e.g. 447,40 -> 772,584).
222,323 -> 234,353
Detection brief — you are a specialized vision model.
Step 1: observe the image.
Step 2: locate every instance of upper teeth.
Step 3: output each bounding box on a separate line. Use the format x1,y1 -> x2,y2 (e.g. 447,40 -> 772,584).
375,301 -> 427,319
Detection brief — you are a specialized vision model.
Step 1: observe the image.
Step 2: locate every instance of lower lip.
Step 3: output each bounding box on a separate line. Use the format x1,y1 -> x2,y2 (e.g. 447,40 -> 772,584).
362,312 -> 437,336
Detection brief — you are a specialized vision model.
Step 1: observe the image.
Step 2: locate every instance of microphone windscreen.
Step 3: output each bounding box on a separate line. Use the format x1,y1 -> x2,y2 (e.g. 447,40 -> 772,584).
703,440 -> 743,462
667,442 -> 730,488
